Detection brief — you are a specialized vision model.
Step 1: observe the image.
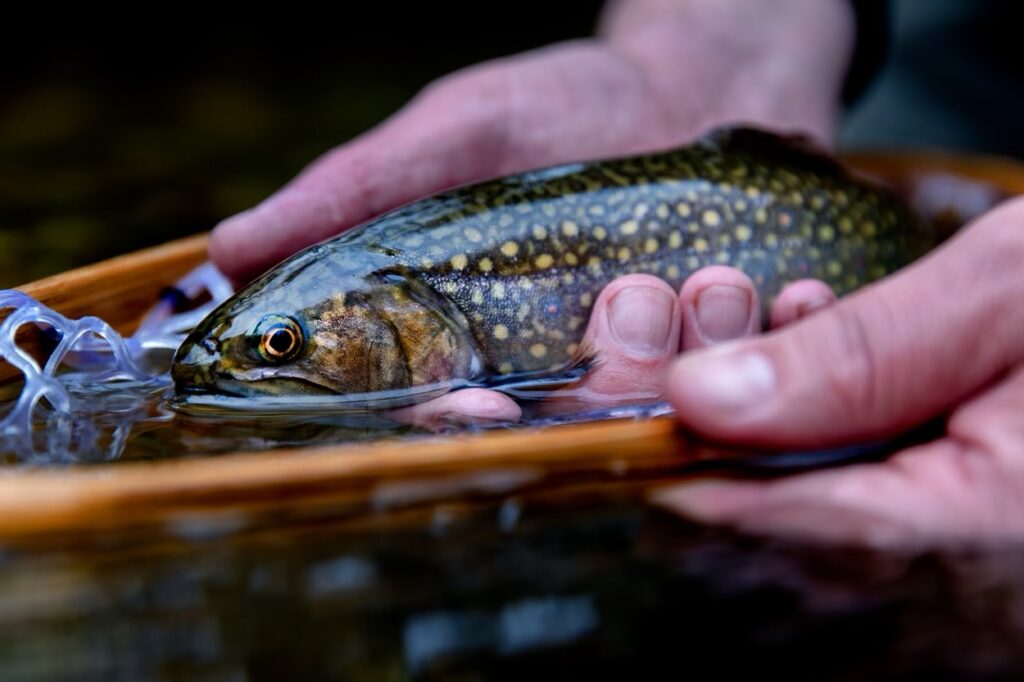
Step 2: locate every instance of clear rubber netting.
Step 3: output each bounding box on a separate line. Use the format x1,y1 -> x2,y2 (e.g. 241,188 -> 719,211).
0,263 -> 233,464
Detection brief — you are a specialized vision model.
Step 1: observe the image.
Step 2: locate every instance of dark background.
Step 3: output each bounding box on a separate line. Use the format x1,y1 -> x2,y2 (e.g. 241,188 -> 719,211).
5,1 -> 1024,286
0,6 -> 606,285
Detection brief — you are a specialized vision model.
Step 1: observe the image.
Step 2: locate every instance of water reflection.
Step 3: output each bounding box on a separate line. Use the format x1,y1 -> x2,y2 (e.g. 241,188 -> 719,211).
1,499 -> 1024,678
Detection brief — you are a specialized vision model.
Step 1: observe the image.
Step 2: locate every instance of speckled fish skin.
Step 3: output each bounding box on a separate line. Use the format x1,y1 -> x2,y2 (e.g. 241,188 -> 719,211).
172,128 -> 933,406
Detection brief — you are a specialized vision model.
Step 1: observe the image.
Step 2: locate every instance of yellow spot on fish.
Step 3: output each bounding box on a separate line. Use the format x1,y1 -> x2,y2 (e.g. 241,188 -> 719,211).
755,208 -> 768,224
530,343 -> 548,359
562,272 -> 575,284
593,226 -> 607,240
826,260 -> 843,277
861,220 -> 877,238
834,191 -> 849,207
501,241 -> 520,257
694,238 -> 709,253
745,186 -> 760,199
564,253 -> 578,266
471,289 -> 484,305
535,253 -> 554,269
656,203 -> 670,219
716,252 -> 729,263
562,220 -> 579,237
702,209 -> 721,227
492,282 -> 506,299
819,225 -> 836,242
620,220 -> 639,235
464,227 -> 482,242
617,247 -> 631,261
668,231 -> 682,249
810,195 -> 825,210
441,281 -> 458,294
765,233 -> 778,248
421,258 -> 434,268
499,362 -> 513,374
634,204 -> 649,218
450,254 -> 468,270
686,256 -> 700,270
644,238 -> 659,253
493,324 -> 509,340
532,225 -> 547,239
676,203 -> 691,217
478,257 -> 493,272
666,264 -> 680,279
567,342 -> 579,356
735,225 -> 752,241
838,217 -> 854,234
589,205 -> 605,216
580,292 -> 593,307
587,256 -> 602,271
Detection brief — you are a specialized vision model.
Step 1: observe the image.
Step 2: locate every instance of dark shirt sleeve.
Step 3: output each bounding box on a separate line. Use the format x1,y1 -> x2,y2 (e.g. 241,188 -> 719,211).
842,0 -> 889,105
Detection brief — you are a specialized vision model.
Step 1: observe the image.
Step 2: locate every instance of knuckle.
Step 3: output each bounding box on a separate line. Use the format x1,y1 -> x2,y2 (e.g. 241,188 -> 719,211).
812,305 -> 883,421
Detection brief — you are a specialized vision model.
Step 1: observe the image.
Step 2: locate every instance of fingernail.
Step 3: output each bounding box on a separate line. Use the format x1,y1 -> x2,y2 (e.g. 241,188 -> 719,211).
796,297 -> 831,318
695,284 -> 752,342
669,345 -> 775,412
608,286 -> 675,356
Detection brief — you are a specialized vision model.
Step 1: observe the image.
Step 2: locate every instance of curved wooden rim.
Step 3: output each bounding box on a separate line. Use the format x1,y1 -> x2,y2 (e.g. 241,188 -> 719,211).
0,150 -> 1021,543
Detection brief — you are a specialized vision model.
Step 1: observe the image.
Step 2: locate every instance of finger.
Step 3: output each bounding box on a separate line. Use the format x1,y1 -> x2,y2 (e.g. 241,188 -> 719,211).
653,367 -> 1024,548
209,72 -> 517,283
391,388 -> 522,430
678,265 -> 760,350
665,198 -> 1024,447
649,443 -> 978,549
544,274 -> 681,412
209,43 -> 671,283
947,363 -> 1024,466
770,279 -> 835,328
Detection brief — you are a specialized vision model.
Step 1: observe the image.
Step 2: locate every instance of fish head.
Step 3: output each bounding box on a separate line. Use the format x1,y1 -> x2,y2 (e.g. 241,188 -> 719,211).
172,252 -> 478,407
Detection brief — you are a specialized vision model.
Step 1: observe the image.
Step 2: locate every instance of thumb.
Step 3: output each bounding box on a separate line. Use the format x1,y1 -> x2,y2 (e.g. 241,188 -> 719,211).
665,198 -> 1024,447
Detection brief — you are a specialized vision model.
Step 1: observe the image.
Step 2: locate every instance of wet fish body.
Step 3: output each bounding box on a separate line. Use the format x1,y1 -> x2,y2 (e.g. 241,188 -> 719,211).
173,129 -> 932,407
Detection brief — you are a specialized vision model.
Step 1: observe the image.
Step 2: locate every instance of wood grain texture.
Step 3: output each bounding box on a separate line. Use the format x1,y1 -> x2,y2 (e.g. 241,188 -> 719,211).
0,151 -> 1020,542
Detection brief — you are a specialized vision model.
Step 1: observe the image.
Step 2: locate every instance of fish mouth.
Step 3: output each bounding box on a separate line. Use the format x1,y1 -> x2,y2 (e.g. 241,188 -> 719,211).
175,374 -> 335,399
173,380 -> 460,415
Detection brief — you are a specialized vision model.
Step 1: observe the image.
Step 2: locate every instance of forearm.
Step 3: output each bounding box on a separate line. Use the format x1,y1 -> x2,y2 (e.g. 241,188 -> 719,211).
599,0 -> 856,144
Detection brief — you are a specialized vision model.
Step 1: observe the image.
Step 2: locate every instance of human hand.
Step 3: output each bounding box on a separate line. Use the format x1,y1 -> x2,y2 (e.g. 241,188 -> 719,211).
393,267 -> 835,427
654,198 -> 1024,549
210,0 -> 853,283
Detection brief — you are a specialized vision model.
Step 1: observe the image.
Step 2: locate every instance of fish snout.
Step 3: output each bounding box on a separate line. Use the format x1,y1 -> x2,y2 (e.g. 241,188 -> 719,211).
171,338 -> 220,391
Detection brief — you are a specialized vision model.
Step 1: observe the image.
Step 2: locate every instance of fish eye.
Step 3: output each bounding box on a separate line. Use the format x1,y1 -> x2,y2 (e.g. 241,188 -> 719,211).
254,314 -> 304,363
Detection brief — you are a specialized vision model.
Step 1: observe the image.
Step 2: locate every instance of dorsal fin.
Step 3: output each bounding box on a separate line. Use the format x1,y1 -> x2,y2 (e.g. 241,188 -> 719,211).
698,126 -> 845,177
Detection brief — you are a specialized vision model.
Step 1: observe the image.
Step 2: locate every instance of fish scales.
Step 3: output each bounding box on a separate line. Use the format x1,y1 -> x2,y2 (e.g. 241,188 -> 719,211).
173,128 -> 932,406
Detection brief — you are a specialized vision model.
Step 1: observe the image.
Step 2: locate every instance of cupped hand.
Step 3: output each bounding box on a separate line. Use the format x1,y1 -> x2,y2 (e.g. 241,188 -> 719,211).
654,198 -> 1024,549
393,268 -> 834,427
209,0 -> 852,283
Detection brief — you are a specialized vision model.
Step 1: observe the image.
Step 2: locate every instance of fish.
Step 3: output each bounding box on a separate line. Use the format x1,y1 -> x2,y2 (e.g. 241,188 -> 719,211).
171,128 -> 933,410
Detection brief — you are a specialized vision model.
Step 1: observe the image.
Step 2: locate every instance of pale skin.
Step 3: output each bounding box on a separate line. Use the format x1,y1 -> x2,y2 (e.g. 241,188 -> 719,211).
210,0 -> 1024,548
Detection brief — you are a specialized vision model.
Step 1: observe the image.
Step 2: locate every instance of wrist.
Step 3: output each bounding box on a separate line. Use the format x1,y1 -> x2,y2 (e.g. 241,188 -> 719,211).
600,0 -> 855,145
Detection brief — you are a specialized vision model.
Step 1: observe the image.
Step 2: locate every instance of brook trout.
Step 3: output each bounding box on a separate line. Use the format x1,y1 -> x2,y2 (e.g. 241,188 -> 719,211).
172,129 -> 932,409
